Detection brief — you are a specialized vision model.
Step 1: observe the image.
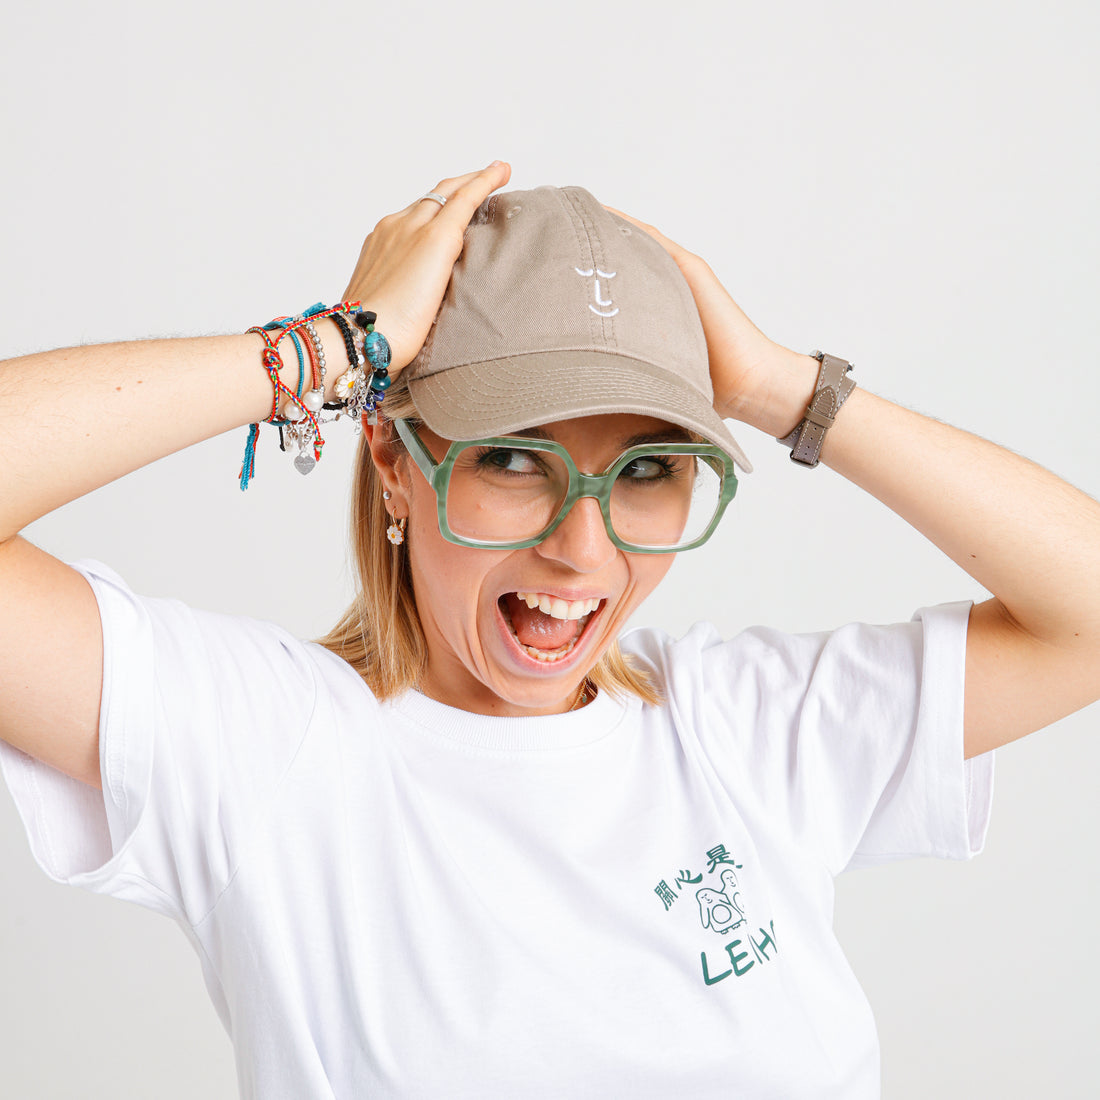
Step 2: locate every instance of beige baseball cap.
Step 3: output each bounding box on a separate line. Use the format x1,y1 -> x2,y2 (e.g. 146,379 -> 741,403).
404,184 -> 752,473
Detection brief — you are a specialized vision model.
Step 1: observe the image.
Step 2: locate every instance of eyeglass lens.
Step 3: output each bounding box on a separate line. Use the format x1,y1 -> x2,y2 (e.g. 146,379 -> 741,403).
444,444 -> 723,549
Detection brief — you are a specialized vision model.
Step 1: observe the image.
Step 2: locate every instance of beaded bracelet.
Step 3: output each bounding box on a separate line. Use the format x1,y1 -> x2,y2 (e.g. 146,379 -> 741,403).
240,300 -> 372,489
330,310 -> 392,428
330,312 -> 361,391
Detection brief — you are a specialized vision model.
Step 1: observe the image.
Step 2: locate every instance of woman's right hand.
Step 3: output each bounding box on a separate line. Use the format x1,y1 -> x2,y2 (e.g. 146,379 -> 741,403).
0,164 -> 506,788
341,161 -> 512,375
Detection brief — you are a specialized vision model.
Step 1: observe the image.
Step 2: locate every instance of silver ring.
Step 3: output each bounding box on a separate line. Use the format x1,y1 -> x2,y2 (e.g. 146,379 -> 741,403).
419,192 -> 447,207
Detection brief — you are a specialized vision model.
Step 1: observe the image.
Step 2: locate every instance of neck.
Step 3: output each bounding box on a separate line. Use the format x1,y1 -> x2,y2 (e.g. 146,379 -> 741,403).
416,659 -> 596,717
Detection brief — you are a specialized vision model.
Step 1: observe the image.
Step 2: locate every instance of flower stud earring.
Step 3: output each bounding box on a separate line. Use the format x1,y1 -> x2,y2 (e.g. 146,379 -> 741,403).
387,515 -> 407,546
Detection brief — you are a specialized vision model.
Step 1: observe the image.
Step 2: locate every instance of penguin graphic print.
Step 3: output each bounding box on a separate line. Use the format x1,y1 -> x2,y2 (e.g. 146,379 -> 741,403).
696,867 -> 745,935
653,842 -> 780,987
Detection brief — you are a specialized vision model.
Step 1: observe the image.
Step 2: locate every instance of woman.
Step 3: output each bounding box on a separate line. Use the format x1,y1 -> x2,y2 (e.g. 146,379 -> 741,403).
1,161 -> 1097,1097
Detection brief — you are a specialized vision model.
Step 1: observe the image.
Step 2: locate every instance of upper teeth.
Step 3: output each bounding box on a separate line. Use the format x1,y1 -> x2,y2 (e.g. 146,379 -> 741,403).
515,592 -> 601,620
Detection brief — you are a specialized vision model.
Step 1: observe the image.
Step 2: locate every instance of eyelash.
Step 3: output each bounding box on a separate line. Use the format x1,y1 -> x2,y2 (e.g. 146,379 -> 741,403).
470,447 -> 546,475
623,455 -> 677,479
470,447 -> 682,482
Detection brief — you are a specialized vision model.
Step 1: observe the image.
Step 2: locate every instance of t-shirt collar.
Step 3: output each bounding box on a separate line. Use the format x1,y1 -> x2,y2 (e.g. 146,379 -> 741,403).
389,686 -> 629,752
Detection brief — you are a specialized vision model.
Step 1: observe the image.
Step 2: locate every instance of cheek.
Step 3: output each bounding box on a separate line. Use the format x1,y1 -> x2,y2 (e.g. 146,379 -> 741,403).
407,506 -> 468,603
628,554 -> 676,602
401,470 -> 446,559
406,494 -> 442,556
596,555 -> 674,632
582,556 -> 674,647
405,494 -> 504,624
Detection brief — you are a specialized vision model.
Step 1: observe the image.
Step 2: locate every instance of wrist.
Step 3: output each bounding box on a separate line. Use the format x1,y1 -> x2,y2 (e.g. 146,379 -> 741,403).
272,315 -> 358,410
719,343 -> 820,440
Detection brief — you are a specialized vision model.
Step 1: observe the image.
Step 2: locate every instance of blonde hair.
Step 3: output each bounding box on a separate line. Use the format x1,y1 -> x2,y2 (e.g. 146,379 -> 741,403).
316,379 -> 662,707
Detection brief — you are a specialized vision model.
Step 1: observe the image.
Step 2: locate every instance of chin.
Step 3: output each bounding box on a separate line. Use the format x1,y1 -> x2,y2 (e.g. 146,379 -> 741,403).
483,667 -> 591,710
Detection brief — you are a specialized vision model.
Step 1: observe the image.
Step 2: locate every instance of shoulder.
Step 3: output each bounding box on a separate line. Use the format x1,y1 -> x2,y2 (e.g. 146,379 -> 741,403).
618,604 -> 968,703
70,558 -> 371,710
619,619 -> 827,683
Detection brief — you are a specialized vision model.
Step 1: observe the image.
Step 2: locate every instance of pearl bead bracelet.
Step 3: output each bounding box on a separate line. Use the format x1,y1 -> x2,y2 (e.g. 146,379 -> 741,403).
240,300 -> 385,489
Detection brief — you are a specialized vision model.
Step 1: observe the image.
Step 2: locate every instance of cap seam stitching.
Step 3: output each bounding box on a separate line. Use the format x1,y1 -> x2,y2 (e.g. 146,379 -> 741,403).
559,188 -> 618,352
408,348 -> 681,373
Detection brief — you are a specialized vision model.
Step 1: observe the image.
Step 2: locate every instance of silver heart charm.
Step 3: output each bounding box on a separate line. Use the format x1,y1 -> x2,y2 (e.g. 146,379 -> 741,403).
294,452 -> 316,475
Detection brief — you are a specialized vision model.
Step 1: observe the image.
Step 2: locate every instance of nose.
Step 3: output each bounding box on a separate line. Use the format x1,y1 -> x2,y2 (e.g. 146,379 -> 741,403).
535,494 -> 618,573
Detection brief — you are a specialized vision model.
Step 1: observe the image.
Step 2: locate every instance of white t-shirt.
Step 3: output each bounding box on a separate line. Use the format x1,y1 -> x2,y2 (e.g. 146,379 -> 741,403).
0,561 -> 993,1099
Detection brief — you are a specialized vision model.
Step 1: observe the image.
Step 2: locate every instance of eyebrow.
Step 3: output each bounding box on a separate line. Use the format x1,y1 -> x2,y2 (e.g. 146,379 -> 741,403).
619,427 -> 695,449
508,426 -> 696,448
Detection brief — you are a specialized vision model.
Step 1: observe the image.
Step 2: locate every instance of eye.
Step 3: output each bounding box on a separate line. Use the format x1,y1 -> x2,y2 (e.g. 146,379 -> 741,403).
618,455 -> 678,482
473,447 -> 545,476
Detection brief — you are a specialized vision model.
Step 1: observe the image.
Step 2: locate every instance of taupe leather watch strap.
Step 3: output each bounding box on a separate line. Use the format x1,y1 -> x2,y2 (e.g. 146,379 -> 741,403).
777,351 -> 856,467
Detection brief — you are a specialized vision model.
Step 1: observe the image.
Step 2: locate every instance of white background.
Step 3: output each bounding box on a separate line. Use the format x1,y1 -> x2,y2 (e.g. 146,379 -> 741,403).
1,0 -> 1097,1096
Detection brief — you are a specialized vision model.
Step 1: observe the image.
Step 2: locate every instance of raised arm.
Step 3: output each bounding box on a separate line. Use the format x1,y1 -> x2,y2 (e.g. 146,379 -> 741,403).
0,332 -> 283,787
0,162 -> 511,787
608,206 -> 1100,759
736,351 -> 1100,758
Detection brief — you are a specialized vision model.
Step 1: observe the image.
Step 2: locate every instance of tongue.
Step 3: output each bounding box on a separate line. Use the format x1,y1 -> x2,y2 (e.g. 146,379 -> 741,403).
502,594 -> 585,650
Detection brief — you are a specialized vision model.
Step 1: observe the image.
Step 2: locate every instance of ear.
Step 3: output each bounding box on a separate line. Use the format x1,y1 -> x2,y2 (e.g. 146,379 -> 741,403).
362,417 -> 413,509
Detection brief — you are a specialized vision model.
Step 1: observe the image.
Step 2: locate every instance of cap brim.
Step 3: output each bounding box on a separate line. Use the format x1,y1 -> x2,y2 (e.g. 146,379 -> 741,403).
407,350 -> 753,473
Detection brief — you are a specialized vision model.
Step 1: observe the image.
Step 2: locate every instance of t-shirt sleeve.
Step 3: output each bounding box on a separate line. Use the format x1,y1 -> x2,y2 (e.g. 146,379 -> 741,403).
623,601 -> 994,876
0,560 -> 318,923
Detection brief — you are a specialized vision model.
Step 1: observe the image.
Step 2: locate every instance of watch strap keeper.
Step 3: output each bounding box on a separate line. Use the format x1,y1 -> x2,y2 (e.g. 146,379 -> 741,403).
777,350 -> 856,467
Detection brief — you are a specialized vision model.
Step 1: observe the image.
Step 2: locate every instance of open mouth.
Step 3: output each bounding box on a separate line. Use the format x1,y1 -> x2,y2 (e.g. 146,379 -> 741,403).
497,591 -> 603,663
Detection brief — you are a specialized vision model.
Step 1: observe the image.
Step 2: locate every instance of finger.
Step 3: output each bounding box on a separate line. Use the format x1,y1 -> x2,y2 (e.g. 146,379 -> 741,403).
602,203 -> 696,269
431,161 -> 512,226
602,204 -> 662,240
398,172 -> 478,216
402,162 -> 511,219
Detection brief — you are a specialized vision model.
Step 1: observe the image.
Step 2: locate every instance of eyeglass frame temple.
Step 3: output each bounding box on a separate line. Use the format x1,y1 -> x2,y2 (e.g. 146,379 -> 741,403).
392,417 -> 737,553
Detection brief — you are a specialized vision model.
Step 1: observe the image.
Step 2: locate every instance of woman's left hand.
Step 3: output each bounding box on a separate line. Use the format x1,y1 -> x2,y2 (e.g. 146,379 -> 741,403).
608,210 -> 1100,763
603,205 -> 813,438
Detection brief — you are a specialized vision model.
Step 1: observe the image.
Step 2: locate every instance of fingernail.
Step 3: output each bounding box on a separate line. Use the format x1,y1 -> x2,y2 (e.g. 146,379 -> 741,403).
489,160 -> 504,168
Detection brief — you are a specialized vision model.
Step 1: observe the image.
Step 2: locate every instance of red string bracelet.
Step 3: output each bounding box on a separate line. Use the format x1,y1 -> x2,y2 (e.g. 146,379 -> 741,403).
239,301 -> 362,489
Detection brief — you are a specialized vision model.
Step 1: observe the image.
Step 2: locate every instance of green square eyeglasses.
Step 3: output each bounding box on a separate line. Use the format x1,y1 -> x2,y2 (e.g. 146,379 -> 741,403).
394,418 -> 738,553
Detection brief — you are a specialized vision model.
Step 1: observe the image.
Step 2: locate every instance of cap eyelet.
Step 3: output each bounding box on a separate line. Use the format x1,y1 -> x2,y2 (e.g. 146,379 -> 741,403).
506,205 -> 523,219
618,224 -> 632,236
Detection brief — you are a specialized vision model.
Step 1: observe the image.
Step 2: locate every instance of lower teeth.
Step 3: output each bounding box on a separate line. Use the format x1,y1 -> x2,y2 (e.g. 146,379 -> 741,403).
522,637 -> 578,661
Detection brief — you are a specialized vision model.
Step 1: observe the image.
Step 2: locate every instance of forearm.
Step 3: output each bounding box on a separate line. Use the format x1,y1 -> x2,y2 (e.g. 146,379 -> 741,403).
608,215 -> 1099,750
0,318 -> 349,540
732,345 -> 1100,652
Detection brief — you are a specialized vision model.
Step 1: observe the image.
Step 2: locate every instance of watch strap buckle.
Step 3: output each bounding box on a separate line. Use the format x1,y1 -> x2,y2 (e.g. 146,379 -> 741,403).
777,351 -> 856,468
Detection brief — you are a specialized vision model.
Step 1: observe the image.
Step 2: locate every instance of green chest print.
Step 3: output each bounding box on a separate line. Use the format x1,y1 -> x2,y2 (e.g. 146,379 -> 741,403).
653,842 -> 779,987
697,867 -> 745,933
